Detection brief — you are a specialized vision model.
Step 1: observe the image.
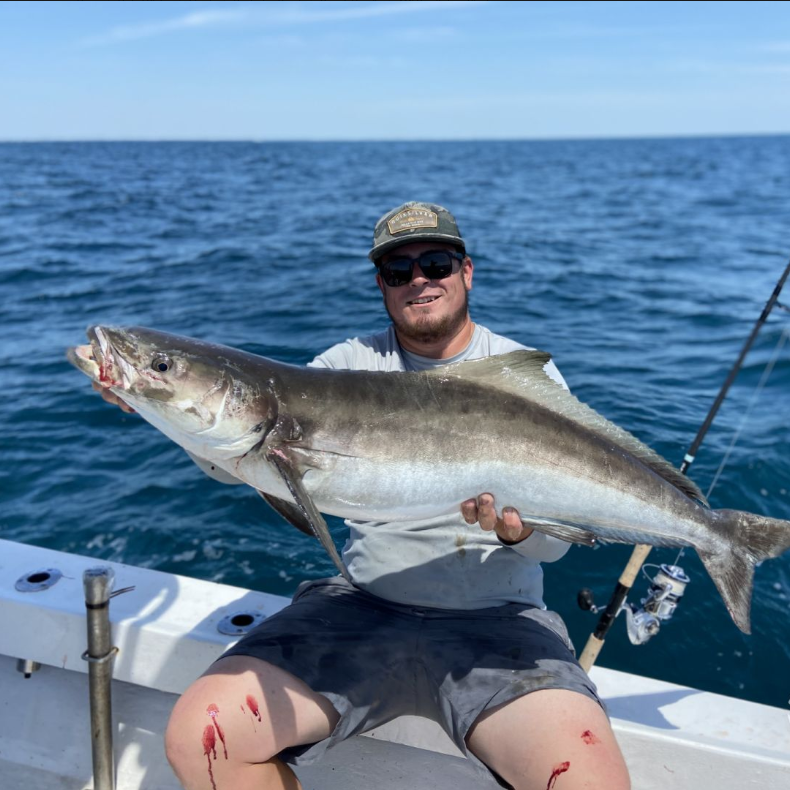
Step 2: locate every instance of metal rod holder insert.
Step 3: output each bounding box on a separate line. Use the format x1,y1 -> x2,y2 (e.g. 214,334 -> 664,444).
16,658 -> 41,678
83,567 -> 117,790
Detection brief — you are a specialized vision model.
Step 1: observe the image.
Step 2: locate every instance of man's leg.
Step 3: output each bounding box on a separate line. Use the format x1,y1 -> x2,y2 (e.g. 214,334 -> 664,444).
467,689 -> 630,790
165,655 -> 340,790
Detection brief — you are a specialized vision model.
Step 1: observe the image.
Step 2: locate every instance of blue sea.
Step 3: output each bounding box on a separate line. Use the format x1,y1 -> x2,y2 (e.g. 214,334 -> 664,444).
1,138 -> 788,709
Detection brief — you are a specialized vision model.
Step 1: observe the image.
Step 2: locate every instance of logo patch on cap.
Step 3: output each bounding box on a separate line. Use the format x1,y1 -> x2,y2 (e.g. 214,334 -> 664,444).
387,207 -> 438,235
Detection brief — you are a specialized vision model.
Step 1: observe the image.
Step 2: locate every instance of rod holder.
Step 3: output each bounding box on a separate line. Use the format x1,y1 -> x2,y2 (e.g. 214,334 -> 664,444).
83,567 -> 117,790
16,658 -> 41,678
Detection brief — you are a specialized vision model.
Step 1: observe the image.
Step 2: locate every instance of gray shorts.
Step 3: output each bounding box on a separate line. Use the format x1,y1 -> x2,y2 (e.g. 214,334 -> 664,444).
217,577 -> 602,780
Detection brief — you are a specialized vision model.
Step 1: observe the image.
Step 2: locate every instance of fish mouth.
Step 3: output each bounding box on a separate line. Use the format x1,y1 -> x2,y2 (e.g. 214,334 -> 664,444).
67,326 -> 128,389
66,342 -> 99,378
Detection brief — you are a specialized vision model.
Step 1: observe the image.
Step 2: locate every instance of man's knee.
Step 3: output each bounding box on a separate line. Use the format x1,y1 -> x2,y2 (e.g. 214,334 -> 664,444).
467,689 -> 631,790
164,663 -> 282,783
164,656 -> 339,784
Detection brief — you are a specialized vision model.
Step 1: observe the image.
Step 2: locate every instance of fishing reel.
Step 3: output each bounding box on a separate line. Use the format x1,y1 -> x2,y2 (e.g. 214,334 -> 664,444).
577,563 -> 690,646
623,564 -> 690,645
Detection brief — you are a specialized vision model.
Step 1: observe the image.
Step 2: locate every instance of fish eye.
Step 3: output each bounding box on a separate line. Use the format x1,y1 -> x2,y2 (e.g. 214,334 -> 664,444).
151,355 -> 172,373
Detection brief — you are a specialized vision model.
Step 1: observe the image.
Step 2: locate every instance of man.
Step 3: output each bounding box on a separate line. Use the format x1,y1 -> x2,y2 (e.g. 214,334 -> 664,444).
106,202 -> 630,789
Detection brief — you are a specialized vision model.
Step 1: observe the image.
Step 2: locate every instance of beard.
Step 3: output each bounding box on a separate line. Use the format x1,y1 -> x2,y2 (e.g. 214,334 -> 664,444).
385,285 -> 471,346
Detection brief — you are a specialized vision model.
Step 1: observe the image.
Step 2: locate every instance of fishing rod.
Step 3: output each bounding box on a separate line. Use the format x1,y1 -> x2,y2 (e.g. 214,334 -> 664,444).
578,259 -> 790,673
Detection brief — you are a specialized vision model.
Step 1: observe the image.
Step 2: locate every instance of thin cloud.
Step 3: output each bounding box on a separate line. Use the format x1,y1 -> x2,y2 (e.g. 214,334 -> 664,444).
391,26 -> 460,43
272,1 -> 488,24
520,23 -> 664,39
81,9 -> 249,47
79,1 -> 489,47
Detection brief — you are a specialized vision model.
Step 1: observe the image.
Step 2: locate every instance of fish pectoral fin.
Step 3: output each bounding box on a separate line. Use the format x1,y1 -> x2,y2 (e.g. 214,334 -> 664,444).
264,445 -> 352,582
520,517 -> 597,547
257,491 -> 316,539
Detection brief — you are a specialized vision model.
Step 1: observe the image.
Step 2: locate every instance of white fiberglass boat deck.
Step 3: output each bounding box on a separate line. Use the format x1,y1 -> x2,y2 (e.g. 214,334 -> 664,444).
0,539 -> 788,789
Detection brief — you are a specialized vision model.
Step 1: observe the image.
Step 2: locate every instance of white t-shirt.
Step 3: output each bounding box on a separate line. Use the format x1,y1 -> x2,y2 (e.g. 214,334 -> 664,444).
308,323 -> 571,610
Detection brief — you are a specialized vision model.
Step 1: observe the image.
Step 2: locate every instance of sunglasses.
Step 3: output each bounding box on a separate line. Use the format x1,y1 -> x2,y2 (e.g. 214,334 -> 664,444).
377,250 -> 465,287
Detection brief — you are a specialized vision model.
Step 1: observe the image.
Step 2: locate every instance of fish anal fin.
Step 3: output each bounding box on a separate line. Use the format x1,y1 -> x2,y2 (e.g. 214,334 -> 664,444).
265,445 -> 351,582
520,517 -> 597,547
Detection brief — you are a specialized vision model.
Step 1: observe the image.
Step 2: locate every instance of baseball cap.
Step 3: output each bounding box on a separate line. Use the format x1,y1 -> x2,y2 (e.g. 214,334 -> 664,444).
368,201 -> 466,262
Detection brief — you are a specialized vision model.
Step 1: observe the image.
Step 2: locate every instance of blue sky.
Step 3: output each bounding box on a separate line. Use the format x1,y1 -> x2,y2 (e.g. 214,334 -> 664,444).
1,0 -> 789,140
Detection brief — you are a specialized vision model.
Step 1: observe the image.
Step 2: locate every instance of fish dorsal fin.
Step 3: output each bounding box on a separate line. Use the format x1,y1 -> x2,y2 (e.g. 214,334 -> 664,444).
428,350 -> 707,506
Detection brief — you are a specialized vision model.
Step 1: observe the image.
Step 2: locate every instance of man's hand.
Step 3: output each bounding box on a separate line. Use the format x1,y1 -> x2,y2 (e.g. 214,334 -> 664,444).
92,381 -> 135,414
461,493 -> 533,544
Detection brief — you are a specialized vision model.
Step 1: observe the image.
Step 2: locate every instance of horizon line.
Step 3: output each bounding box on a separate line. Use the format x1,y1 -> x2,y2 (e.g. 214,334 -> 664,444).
1,131 -> 789,144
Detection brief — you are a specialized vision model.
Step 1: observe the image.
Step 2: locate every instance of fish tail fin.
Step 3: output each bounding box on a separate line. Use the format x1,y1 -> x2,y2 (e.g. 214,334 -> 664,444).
698,509 -> 790,634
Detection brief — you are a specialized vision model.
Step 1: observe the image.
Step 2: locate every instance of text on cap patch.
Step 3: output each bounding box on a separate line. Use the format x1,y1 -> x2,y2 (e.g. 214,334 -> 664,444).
387,207 -> 439,235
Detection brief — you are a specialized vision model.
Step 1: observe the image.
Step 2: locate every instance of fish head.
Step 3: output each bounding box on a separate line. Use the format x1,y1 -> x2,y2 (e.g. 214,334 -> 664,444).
68,326 -> 276,461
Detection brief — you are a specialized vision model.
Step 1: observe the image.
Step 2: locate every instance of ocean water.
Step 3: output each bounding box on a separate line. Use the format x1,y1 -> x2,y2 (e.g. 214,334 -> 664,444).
1,138 -> 788,709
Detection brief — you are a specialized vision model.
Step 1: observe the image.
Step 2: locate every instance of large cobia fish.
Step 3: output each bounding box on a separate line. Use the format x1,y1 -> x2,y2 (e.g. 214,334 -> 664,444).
68,326 -> 790,634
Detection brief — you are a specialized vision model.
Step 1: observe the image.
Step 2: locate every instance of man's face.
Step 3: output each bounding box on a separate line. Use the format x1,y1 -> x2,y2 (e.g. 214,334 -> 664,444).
376,241 -> 473,347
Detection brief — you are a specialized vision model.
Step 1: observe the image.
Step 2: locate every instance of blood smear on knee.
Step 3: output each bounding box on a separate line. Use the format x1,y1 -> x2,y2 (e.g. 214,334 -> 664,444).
202,725 -> 218,790
206,703 -> 229,759
547,761 -> 570,789
245,694 -> 263,722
